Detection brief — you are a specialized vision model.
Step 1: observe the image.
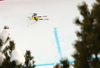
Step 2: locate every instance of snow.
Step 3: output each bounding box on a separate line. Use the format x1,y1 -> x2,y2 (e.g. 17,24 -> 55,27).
0,52 -> 4,66
0,28 -> 9,44
0,0 -> 95,68
10,48 -> 25,65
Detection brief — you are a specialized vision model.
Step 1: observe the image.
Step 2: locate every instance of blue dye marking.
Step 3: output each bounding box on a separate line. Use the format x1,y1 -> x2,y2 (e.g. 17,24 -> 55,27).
54,27 -> 63,60
36,63 -> 55,66
35,60 -> 75,67
23,57 -> 100,67
68,60 -> 75,63
22,61 -> 75,67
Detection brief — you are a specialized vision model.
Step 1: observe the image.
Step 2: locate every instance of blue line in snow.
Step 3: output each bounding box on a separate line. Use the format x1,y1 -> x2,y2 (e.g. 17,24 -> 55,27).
24,57 -> 100,67
35,57 -> 100,67
36,63 -> 56,66
35,60 -> 75,67
54,27 -> 63,60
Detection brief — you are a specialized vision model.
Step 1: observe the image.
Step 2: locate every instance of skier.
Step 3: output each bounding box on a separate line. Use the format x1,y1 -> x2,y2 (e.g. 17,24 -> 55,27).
32,13 -> 38,21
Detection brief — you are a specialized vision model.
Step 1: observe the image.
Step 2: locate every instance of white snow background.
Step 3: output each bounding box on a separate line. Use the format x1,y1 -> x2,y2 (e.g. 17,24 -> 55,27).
0,0 -> 95,68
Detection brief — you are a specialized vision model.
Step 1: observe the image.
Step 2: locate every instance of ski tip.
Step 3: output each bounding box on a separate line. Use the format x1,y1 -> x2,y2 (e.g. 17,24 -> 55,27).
43,16 -> 47,17
44,19 -> 49,20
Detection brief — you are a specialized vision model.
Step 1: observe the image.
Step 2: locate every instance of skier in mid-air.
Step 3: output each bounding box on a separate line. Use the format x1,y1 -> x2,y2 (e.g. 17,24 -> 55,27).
32,13 -> 38,21
27,13 -> 48,22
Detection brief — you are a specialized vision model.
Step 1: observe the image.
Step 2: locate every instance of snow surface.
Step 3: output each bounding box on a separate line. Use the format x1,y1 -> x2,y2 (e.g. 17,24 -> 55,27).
0,29 -> 9,44
0,0 -> 95,68
10,48 -> 25,65
0,52 -> 3,66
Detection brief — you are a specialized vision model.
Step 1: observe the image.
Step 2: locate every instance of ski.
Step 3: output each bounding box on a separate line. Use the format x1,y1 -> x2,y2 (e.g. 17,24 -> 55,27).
43,16 -> 47,17
38,15 -> 48,18
38,18 -> 49,20
27,15 -> 49,21
38,18 -> 43,20
38,15 -> 49,20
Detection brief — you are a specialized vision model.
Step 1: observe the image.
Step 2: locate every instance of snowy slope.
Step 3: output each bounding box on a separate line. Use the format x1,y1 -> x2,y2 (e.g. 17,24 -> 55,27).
0,0 -> 95,68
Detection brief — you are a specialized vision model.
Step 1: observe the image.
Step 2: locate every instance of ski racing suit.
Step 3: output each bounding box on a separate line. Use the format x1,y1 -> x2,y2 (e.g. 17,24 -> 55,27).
32,13 -> 38,21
